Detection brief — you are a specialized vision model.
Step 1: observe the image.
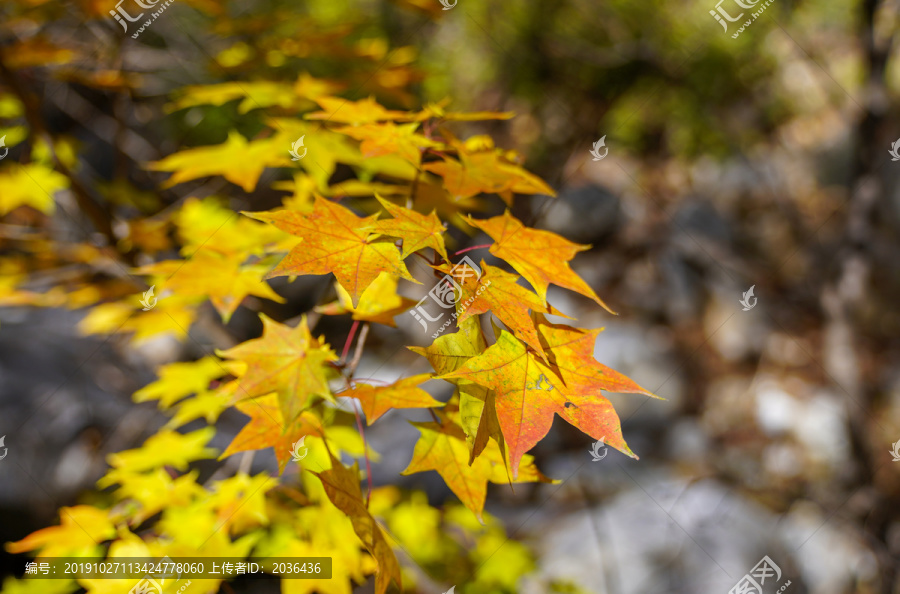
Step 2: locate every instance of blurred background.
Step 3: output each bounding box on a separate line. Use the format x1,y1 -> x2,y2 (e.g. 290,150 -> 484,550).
1,0 -> 900,592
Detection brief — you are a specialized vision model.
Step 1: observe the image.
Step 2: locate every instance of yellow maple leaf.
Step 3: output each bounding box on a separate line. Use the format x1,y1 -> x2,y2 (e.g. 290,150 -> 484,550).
6,506 -> 115,557
316,272 -> 417,327
148,131 -> 288,193
105,428 -> 217,474
306,96 -> 407,125
138,250 -> 285,322
133,356 -> 228,409
217,314 -> 338,424
0,163 -> 67,215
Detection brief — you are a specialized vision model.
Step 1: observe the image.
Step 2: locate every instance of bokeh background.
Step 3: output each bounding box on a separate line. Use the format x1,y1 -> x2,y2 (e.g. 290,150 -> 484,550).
1,0 -> 900,592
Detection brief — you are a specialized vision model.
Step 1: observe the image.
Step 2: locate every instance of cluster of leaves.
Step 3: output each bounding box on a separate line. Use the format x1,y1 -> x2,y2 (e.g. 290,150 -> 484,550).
0,2 -> 659,593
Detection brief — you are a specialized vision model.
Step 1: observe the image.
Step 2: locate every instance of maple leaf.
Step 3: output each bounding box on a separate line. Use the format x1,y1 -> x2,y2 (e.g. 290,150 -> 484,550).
133,356 -> 228,409
316,271 -> 417,327
365,194 -> 449,261
105,428 -> 217,474
334,122 -> 438,165
313,454 -> 402,594
105,469 -> 203,525
217,314 -> 338,424
248,195 -> 416,306
341,374 -> 441,425
5,506 -> 115,556
148,131 -> 287,193
138,250 -> 285,322
401,414 -> 554,521
306,96 -> 408,125
422,135 -> 555,204
409,316 -> 498,462
442,329 -> 649,477
467,211 -> 615,313
535,316 -> 661,401
221,394 -> 325,475
444,260 -> 552,359
0,163 -> 68,215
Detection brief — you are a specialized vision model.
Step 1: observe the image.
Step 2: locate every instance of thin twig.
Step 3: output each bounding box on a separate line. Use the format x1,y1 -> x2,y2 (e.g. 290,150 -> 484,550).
238,451 -> 255,475
455,244 -> 492,256
352,404 -> 374,508
346,323 -> 370,376
340,320 -> 360,364
343,323 -> 372,505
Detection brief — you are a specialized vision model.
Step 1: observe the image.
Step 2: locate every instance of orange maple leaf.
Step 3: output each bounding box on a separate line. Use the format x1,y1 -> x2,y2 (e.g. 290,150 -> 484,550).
341,374 -> 441,425
249,196 -> 416,306
217,314 -> 338,424
221,394 -> 324,474
467,211 -> 615,313
366,194 -> 449,260
442,328 -> 653,477
402,412 -> 554,521
445,260 -> 552,359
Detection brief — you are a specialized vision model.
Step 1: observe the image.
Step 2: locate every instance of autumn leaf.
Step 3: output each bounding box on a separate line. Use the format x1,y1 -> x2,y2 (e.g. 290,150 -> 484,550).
535,316 -> 661,401
467,210 -> 615,313
444,260 -> 551,359
365,194 -> 449,260
5,506 -> 115,557
409,316 -> 501,462
148,131 -> 287,193
217,314 -> 338,424
341,374 -> 441,424
316,272 -> 417,327
133,356 -> 228,409
442,329 -> 643,477
401,413 -> 554,521
248,195 -> 416,306
221,394 -> 325,475
105,428 -> 218,474
422,135 -> 555,204
334,122 -> 438,165
0,163 -> 68,215
138,250 -> 285,322
306,96 -> 408,125
313,453 -> 402,594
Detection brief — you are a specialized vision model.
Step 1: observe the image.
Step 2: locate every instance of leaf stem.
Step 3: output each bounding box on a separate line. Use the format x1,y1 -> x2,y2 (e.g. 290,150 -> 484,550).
344,323 -> 372,506
455,244 -> 491,256
352,405 -> 374,508
340,320 -> 360,364
346,323 -> 370,377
